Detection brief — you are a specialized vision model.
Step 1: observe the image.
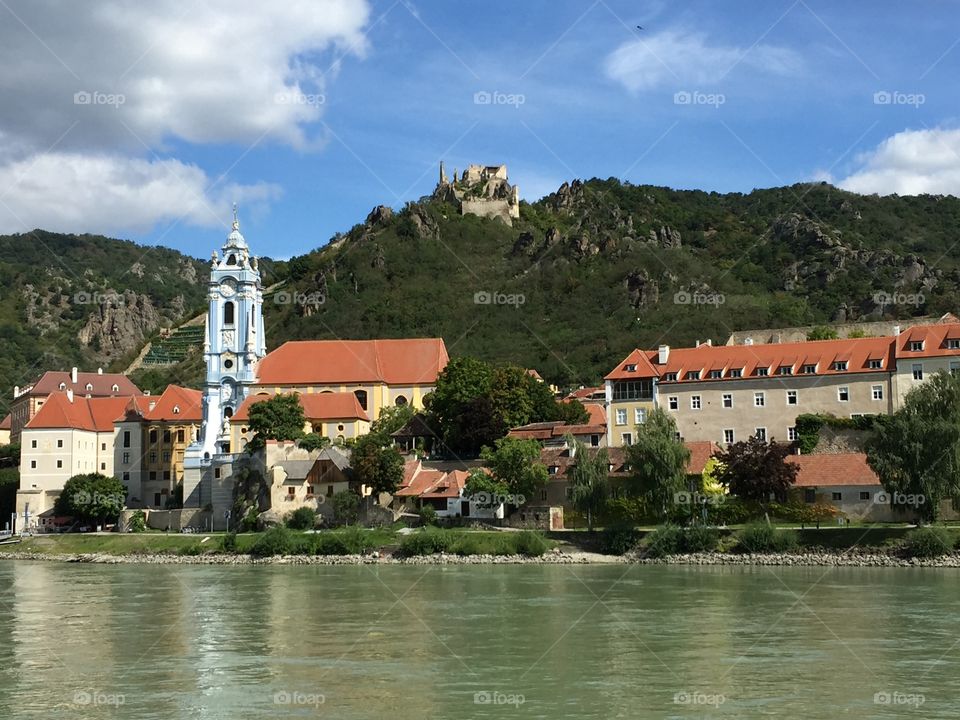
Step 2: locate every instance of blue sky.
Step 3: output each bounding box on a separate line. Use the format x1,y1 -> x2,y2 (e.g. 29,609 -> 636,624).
0,0 -> 958,259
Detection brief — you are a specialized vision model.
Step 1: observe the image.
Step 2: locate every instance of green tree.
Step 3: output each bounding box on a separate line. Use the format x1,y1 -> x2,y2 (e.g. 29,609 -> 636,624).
714,437 -> 798,511
624,408 -> 690,521
352,433 -> 405,496
866,371 -> 960,522
567,437 -> 608,531
285,506 -> 317,530
247,393 -> 305,451
53,473 -> 126,523
371,403 -> 416,436
298,433 -> 330,451
428,356 -> 495,455
555,399 -> 591,425
332,490 -> 361,525
480,437 -> 548,503
807,325 -> 839,341
490,365 -> 536,429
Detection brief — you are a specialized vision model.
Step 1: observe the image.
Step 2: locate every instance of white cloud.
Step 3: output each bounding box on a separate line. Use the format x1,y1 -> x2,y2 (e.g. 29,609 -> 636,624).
0,1 -> 370,234
604,31 -> 801,92
0,152 -> 281,235
837,128 -> 960,196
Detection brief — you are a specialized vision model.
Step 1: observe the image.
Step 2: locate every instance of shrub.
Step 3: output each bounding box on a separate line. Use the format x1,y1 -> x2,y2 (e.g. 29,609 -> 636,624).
601,523 -> 641,555
220,531 -> 238,553
449,533 -> 490,556
178,543 -> 204,556
128,510 -> 147,533
419,504 -> 438,526
399,528 -> 453,556
332,491 -> 361,525
736,523 -> 798,553
285,507 -> 317,530
514,530 -> 549,557
642,525 -> 684,558
683,525 -> 720,553
241,506 -> 259,533
903,526 -> 954,558
250,526 -> 295,557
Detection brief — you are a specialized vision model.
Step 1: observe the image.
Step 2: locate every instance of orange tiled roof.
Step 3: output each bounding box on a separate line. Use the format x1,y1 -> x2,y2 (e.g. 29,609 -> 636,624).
788,453 -> 881,487
395,462 -> 479,499
142,385 -> 203,422
895,323 -> 960,359
25,393 -> 136,432
231,391 -> 369,423
0,414 -> 9,430
686,441 -> 721,475
26,370 -> 142,398
256,338 -> 449,386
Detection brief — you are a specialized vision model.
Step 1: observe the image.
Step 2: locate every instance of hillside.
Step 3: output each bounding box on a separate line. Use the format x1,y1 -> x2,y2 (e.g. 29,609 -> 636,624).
5,180 -> 960,404
0,231 -> 208,413
267,180 -> 960,385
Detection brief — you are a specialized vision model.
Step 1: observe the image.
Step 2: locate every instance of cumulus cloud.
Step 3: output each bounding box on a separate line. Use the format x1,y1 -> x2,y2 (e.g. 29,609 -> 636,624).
0,0 -> 370,234
836,128 -> 960,196
604,30 -> 801,92
0,152 -> 281,235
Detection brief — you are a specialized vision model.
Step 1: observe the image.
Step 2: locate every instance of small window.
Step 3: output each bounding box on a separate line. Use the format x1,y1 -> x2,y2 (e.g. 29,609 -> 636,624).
56,460 -> 62,469
838,386 -> 849,402
163,430 -> 171,443
30,460 -> 36,469
354,389 -> 368,411
755,427 -> 767,441
149,471 -> 157,481
122,472 -> 130,483
100,462 -> 106,471
802,364 -> 817,374
122,452 -> 130,464
868,359 -> 882,369
690,395 -> 702,410
85,383 -> 93,391
859,491 -> 871,501
112,383 -> 120,392
395,395 -> 408,406
833,360 -> 848,371
162,451 -> 171,462
668,396 -> 678,411
634,408 -> 646,425
909,340 -> 924,352
590,434 -> 600,447
625,363 -> 637,372
149,451 -> 157,463
832,492 -> 842,501
163,470 -> 171,481
621,432 -> 633,446
57,439 -> 63,448
729,368 -> 742,378
31,440 -> 37,449
686,370 -> 700,381
723,429 -> 734,444
288,486 -> 295,496
709,369 -> 722,379
787,390 -> 797,406
722,393 -> 732,408
787,427 -> 798,441
803,488 -> 816,503
173,405 -> 180,414
948,339 -> 960,350
123,430 -> 130,448
778,365 -> 793,376
754,392 -> 765,407
912,363 -> 923,381
214,468 -> 221,479
58,382 -> 66,390
223,301 -> 235,326
615,409 -> 627,426
872,385 -> 883,401
951,361 -> 960,376
149,429 -> 158,443
756,367 -> 769,377
663,372 -> 678,382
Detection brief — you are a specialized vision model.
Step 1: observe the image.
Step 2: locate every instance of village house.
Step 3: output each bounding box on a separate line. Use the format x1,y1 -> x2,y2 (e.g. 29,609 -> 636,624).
230,391 -> 371,451
9,368 -> 142,444
507,402 -> 607,448
0,414 -> 10,446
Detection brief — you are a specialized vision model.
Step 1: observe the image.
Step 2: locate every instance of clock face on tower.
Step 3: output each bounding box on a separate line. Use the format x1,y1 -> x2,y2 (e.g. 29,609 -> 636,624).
221,278 -> 237,297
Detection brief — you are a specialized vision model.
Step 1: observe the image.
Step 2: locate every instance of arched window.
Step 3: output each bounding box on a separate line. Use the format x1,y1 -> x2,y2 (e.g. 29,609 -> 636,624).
85,383 -> 93,391
173,405 -> 180,414
112,384 -> 119,392
224,407 -> 233,418
226,254 -> 237,265
354,389 -> 368,411
223,301 -> 235,326
58,382 -> 66,390
395,395 -> 408,406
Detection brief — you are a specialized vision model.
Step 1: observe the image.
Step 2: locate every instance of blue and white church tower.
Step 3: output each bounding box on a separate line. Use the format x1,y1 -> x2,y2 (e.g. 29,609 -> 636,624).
183,207 -> 266,508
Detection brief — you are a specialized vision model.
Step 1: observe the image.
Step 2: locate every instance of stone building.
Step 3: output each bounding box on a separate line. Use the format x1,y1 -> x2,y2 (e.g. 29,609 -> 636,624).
434,161 -> 520,225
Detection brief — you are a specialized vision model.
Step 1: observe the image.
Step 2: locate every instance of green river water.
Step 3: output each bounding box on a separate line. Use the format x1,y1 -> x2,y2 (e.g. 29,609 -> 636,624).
0,562 -> 956,718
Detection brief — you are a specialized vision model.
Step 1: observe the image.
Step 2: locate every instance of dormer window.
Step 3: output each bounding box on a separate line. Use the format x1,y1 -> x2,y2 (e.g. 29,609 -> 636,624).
223,301 -> 235,326
625,363 -> 637,372
112,384 -> 119,392
948,339 -> 960,350
729,368 -> 742,378
802,364 -> 817,374
778,366 -> 793,376
868,359 -> 883,369
173,406 -> 180,414
909,340 -> 924,352
686,370 -> 700,380
58,382 -> 66,390
832,360 -> 848,371
756,367 -> 769,377
663,372 -> 678,382
709,369 -> 722,379
85,383 -> 93,391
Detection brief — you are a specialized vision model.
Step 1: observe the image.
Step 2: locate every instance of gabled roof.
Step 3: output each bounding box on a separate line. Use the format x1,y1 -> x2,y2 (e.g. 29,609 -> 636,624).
25,370 -> 141,398
256,338 -> 449,386
25,393 -> 136,432
231,391 -> 369,423
395,461 -> 479,499
604,349 -> 661,380
686,441 -> 721,475
895,322 -> 960,359
142,385 -> 203,422
788,453 -> 881,487
0,414 -> 10,430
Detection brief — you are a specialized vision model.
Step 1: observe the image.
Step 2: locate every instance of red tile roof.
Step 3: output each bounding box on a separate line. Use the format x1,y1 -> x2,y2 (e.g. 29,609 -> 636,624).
788,453 -> 881,487
142,385 -> 203,422
686,441 -> 721,475
25,393 -> 137,432
395,462 -> 480,499
231,391 -> 369,423
256,338 -> 449,386
895,323 -> 960,359
26,370 -> 141,398
565,386 -> 604,400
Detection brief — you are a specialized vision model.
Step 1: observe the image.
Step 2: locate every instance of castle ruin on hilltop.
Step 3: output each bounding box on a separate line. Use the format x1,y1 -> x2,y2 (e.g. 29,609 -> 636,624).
434,162 -> 520,225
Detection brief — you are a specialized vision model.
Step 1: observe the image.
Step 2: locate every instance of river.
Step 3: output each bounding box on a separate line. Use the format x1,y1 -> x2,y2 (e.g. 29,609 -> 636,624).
0,562 -> 956,718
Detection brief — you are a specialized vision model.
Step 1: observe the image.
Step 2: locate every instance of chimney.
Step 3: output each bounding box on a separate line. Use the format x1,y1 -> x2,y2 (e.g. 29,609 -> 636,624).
13,386 -> 18,398
71,367 -> 78,384
66,389 -> 74,403
893,325 -> 901,336
97,367 -> 103,375
658,345 -> 670,364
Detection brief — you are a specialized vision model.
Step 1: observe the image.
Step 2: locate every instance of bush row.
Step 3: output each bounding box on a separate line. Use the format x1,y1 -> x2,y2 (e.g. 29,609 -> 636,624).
398,528 -> 549,557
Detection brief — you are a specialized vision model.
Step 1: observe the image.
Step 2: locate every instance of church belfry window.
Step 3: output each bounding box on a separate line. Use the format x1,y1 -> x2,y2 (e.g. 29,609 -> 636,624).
354,389 -> 368,411
226,254 -> 237,265
224,301 -> 235,326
